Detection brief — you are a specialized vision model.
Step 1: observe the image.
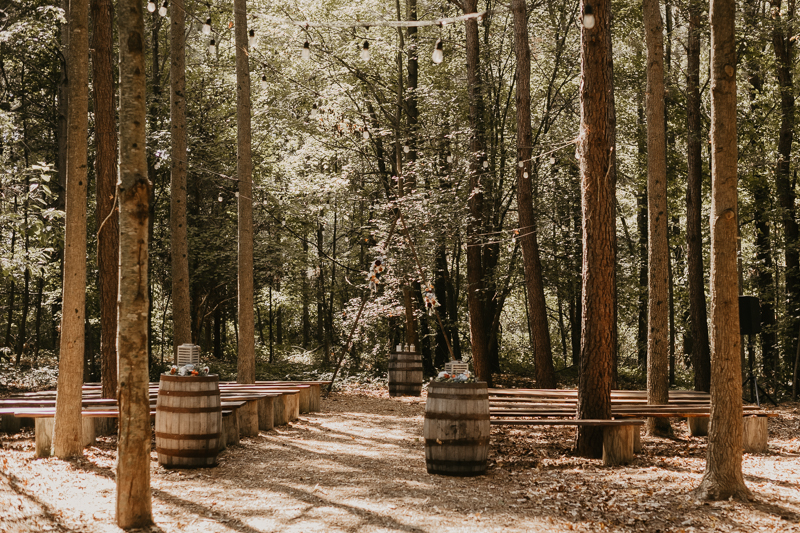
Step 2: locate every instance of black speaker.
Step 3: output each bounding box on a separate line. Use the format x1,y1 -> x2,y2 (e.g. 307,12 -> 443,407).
739,296 -> 761,335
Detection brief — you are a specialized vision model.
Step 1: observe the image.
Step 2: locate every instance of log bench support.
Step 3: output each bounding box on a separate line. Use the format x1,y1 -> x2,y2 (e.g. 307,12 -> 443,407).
743,416 -> 768,453
35,417 -> 96,458
258,396 -> 275,431
687,416 -> 709,437
237,400 -> 260,438
491,419 -> 645,466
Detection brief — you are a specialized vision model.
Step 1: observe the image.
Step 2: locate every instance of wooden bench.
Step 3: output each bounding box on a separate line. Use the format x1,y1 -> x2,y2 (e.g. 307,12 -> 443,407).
492,418 -> 646,466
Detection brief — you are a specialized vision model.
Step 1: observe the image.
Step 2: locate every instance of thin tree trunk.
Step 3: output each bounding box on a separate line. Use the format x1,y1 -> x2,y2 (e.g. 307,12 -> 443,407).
694,0 -> 751,501
575,0 -> 616,458
4,215 -> 16,355
234,0 -> 255,384
91,0 -> 119,399
53,0 -> 89,459
170,0 -> 191,361
116,0 -> 153,522
686,4 -> 711,392
463,0 -> 491,385
33,277 -> 44,364
511,0 -> 556,388
643,0 -> 672,437
302,236 -> 310,348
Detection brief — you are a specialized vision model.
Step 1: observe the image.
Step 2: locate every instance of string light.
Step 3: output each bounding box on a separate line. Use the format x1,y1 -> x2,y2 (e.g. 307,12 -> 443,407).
208,39 -> 216,54
249,29 -> 257,49
362,130 -> 369,139
482,160 -> 489,168
360,40 -> 370,61
518,161 -> 524,168
158,1 -> 167,17
432,39 -> 443,64
147,1 -> 156,13
202,18 -> 212,34
260,75 -> 268,89
523,172 -> 529,178
582,4 -> 595,29
301,41 -> 311,60
403,145 -> 410,154
446,154 -> 453,163
218,195 -> 223,202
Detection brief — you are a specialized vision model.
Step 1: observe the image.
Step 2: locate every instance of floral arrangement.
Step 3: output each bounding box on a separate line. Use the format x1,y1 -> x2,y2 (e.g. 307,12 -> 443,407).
367,256 -> 386,291
432,370 -> 475,383
168,364 -> 210,377
422,283 -> 439,314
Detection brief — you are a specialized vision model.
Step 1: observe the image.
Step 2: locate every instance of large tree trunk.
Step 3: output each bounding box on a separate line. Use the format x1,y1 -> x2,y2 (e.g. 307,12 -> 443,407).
169,0 -> 191,361
575,0 -> 616,458
91,0 -> 119,399
511,0 -> 556,388
463,0 -> 491,385
694,0 -> 751,501
772,0 -> 798,366
686,4 -> 711,392
115,0 -> 153,526
643,0 -> 672,437
234,0 -> 255,384
53,0 -> 89,459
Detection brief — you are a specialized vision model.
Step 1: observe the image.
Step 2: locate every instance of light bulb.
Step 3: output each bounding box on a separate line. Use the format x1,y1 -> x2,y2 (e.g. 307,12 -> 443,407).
483,160 -> 489,168
360,40 -> 370,61
147,1 -> 156,13
518,161 -> 524,168
202,18 -> 211,35
446,154 -> 453,163
218,195 -> 223,202
301,41 -> 310,61
583,5 -> 596,29
403,145 -> 410,154
310,103 -> 318,117
249,29 -> 257,49
159,1 -> 167,17
432,39 -> 443,64
260,75 -> 268,90
208,39 -> 216,54
523,172 -> 529,178
550,156 -> 556,165
362,130 -> 369,139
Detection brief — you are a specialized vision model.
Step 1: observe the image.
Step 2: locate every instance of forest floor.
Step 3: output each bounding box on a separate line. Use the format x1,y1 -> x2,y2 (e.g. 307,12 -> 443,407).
1,386 -> 799,533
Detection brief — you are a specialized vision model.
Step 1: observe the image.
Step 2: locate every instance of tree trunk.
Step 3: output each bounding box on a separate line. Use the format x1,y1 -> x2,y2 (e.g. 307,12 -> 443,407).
302,236 -> 310,348
53,0 -> 89,460
575,0 -> 616,458
4,216 -> 16,357
233,0 -> 255,384
772,0 -> 798,366
91,0 -> 118,399
169,0 -> 191,361
686,4 -> 711,392
694,0 -> 751,501
643,0 -> 672,437
115,0 -> 153,526
511,0 -> 556,389
463,0 -> 492,385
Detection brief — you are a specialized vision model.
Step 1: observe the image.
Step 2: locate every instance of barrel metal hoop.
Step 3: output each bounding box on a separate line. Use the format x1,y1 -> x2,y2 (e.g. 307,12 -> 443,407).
424,412 -> 489,421
156,406 -> 222,413
426,393 -> 488,400
156,432 -> 222,440
425,459 -> 487,467
156,447 -> 219,458
158,390 -> 220,397
389,366 -> 424,371
425,437 -> 489,447
160,375 -> 219,383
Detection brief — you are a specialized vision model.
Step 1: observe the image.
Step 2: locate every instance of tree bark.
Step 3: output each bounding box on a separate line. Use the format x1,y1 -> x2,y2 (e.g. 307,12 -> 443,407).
575,0 -> 616,458
643,0 -> 672,436
771,0 -> 798,365
511,0 -> 556,389
234,0 -> 255,384
686,4 -> 711,392
169,0 -> 191,361
53,0 -> 89,460
91,0 -> 118,399
694,0 -> 751,501
115,0 -> 153,526
463,0 -> 492,385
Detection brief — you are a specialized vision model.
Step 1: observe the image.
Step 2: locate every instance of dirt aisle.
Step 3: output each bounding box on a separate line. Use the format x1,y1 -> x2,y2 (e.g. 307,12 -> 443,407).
2,391 -> 799,532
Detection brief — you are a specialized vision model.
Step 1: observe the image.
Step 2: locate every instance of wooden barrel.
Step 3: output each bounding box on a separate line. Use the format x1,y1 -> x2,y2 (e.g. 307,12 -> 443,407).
424,381 -> 490,476
155,374 -> 222,468
388,351 -> 423,396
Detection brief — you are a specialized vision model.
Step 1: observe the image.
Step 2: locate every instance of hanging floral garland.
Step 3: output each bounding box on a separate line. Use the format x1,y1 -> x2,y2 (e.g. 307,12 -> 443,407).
367,256 -> 385,292
423,282 -> 439,314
